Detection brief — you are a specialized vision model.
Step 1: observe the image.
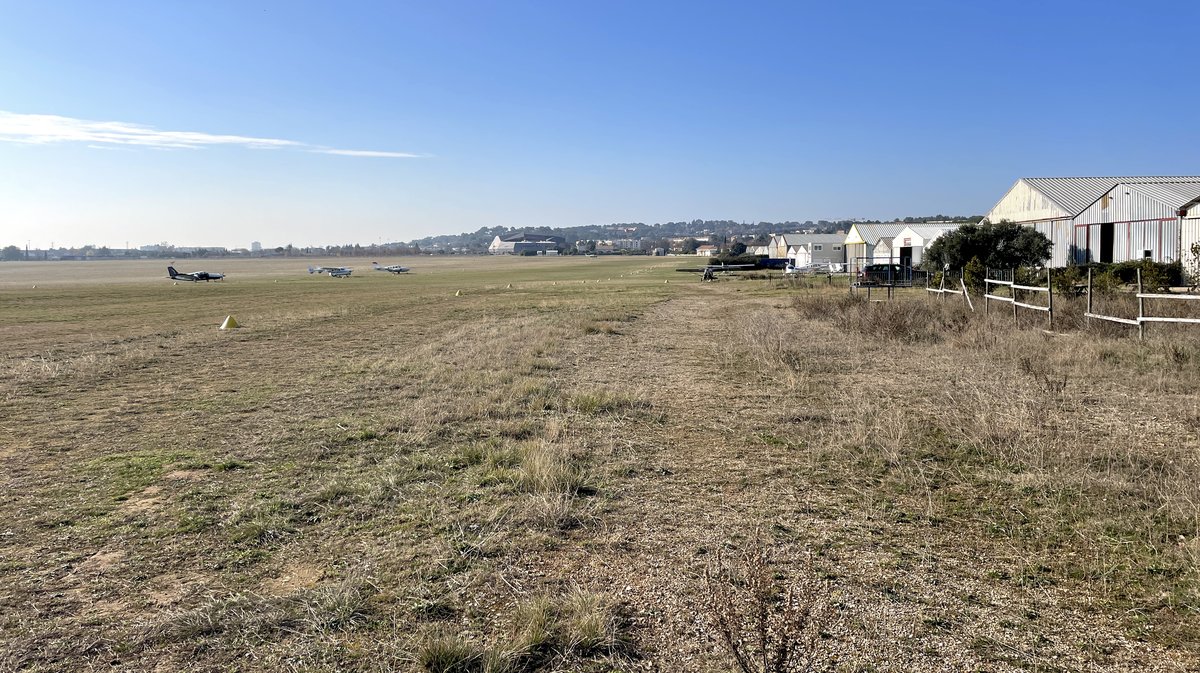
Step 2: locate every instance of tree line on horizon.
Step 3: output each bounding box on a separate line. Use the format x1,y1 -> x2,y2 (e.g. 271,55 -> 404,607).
406,215 -> 984,253
0,215 -> 985,261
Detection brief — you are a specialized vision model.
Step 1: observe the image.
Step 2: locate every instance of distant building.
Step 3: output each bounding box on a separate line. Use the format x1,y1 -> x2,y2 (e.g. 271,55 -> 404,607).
890,225 -> 958,267
488,232 -> 566,255
767,233 -> 846,267
871,237 -> 893,264
843,224 -> 907,274
251,241 -> 262,252
696,245 -> 719,256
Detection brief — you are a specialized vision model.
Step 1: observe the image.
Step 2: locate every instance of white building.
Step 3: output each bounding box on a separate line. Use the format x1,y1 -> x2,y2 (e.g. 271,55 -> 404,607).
871,237 -> 893,264
890,225 -> 958,268
843,224 -> 907,274
767,233 -> 846,266
986,177 -> 1200,266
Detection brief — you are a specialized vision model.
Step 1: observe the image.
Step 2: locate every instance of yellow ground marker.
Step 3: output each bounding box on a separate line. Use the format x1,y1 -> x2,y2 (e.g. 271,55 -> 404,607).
219,315 -> 241,330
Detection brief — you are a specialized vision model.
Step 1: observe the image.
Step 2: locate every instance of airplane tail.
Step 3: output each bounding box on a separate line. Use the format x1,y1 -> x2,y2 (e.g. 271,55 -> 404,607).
167,266 -> 179,278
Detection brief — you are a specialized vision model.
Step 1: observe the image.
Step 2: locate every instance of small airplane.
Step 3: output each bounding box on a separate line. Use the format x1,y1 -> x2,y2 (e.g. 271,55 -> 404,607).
675,263 -> 757,273
308,265 -> 353,277
167,266 -> 225,282
372,262 -> 410,274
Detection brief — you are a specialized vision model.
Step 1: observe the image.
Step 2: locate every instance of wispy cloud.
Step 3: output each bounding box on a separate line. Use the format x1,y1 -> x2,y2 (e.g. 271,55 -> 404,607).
312,148 -> 426,158
0,111 -> 422,158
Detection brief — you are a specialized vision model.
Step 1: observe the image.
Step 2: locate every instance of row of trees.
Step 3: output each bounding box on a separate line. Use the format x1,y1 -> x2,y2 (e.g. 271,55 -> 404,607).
408,216 -> 985,253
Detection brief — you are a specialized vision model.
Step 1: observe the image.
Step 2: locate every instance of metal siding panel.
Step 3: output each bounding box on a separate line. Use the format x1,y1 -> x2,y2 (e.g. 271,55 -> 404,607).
1182,219 -> 1200,280
1101,219 -> 1178,263
988,180 -> 1071,222
1161,219 -> 1179,262
1076,185 -> 1178,224
1073,225 -> 1089,264
1032,220 -> 1072,267
1115,223 -> 1132,261
1056,221 -> 1073,267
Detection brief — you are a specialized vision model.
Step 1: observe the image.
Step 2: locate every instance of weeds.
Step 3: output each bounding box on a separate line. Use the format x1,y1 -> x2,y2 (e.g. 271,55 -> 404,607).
411,590 -> 628,672
704,546 -> 834,673
145,578 -> 373,646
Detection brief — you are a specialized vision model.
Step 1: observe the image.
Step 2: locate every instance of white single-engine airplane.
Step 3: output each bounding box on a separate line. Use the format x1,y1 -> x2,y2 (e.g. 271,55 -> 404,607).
372,262 -> 410,274
308,265 -> 353,278
168,266 -> 225,282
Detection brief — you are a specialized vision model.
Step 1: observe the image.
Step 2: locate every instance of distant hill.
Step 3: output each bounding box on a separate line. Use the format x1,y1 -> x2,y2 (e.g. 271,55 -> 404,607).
407,216 -> 984,253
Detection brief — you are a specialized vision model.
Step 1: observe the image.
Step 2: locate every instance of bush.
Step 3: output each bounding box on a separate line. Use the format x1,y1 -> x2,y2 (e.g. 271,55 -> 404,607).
1051,265 -> 1120,297
963,256 -> 985,295
1109,259 -> 1181,290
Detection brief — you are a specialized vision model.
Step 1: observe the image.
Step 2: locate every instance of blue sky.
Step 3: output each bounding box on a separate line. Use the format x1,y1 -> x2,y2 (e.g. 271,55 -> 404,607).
2,0 -> 1198,248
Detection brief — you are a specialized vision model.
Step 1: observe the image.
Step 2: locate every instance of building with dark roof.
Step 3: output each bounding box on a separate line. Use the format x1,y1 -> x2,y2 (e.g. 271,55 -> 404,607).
488,232 -> 567,255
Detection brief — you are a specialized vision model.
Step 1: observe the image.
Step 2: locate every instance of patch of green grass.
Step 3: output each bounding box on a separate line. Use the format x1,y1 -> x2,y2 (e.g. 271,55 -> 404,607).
568,389 -> 649,415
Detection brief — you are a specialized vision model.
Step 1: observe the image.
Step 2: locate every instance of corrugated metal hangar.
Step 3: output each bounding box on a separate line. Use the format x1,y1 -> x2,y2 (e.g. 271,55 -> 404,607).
986,177 -> 1200,266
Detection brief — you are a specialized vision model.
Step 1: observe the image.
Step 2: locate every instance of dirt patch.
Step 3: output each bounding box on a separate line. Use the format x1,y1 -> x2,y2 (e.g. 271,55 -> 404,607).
76,550 -> 126,575
147,572 -> 207,606
162,469 -> 205,481
261,562 -> 322,596
120,484 -> 164,514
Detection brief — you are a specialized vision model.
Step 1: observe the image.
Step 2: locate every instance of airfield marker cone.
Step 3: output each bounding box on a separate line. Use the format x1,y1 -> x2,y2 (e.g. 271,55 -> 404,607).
506,284 -> 512,289
219,315 -> 241,330
455,290 -> 462,297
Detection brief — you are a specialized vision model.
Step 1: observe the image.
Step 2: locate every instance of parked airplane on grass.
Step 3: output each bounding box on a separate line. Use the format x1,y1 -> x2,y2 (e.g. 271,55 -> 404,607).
674,263 -> 757,273
308,265 -> 353,277
372,262 -> 410,274
167,266 -> 225,282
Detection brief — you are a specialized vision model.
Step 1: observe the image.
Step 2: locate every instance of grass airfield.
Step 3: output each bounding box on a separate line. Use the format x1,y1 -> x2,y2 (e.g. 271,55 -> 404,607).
2,256 -> 1199,672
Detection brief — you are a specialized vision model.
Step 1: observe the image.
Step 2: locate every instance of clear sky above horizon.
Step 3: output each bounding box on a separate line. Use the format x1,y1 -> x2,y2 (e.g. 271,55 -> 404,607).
2,0 -> 1199,249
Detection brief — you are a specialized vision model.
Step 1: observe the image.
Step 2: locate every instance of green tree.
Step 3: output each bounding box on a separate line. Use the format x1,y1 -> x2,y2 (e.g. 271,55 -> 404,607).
681,238 -> 700,254
1,245 -> 21,261
923,220 -> 1051,271
730,241 -> 747,255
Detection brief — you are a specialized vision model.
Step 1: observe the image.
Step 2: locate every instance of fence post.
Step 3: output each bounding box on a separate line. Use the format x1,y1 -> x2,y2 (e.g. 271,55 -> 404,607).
1012,269 -> 1018,325
1047,268 -> 1053,331
961,275 -> 974,312
1137,268 -> 1145,340
1086,267 -> 1092,328
984,267 -> 989,316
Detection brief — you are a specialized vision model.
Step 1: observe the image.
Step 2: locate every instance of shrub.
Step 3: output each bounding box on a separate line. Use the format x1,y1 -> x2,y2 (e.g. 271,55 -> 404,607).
1108,259 -> 1182,289
704,547 -> 835,673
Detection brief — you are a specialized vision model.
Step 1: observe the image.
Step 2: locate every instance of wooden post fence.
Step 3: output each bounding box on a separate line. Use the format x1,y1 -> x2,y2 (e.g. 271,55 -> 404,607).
1084,267 -> 1200,339
987,268 -> 1052,329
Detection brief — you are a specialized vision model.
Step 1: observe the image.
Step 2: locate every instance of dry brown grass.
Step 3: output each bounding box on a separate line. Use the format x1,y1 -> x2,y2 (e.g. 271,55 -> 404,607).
3,259 -> 1199,672
740,290 -> 1200,652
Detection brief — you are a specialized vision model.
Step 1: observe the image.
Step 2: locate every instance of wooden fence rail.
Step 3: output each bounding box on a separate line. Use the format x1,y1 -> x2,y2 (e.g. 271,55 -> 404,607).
1086,268 -> 1200,339
985,269 -> 1052,329
927,270 -> 972,310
